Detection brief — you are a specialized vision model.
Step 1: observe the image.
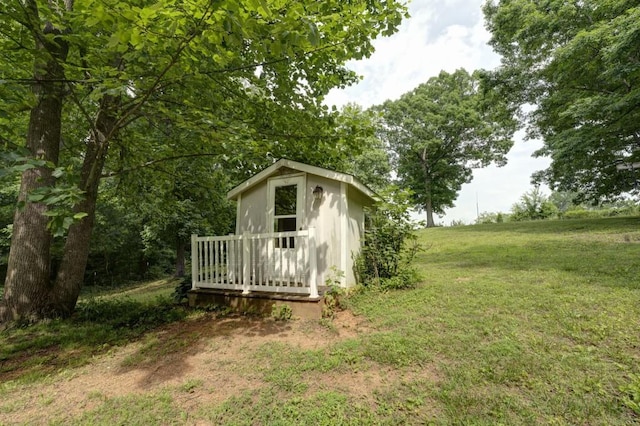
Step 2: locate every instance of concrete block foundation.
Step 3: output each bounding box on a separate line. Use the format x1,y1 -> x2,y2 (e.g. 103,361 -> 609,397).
187,289 -> 324,320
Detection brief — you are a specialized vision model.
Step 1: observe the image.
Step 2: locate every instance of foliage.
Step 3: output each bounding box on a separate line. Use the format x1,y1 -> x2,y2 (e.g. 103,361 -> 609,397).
1,153 -> 88,237
75,296 -> 184,330
355,186 -> 422,290
377,267 -> 423,291
476,211 -> 508,224
548,191 -> 581,213
510,187 -> 558,222
562,204 -> 640,220
0,182 -> 17,282
172,275 -> 192,304
0,0 -> 409,321
270,304 -> 293,321
2,218 -> 640,423
333,105 -> 393,193
322,267 -> 346,318
484,0 -> 640,201
377,69 -> 517,226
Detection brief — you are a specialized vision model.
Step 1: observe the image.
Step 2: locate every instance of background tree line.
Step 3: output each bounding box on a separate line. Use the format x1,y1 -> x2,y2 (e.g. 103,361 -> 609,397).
475,187 -> 640,225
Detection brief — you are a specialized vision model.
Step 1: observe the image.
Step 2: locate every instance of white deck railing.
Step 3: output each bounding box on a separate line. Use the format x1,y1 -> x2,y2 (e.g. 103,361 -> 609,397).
190,227 -> 318,298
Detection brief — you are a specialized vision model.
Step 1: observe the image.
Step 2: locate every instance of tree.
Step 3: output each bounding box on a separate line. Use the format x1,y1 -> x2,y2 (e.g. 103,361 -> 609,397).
377,69 -> 517,227
510,187 -> 558,221
0,0 -> 408,322
333,104 -> 392,193
549,191 -> 581,214
354,186 -> 422,290
484,0 -> 640,202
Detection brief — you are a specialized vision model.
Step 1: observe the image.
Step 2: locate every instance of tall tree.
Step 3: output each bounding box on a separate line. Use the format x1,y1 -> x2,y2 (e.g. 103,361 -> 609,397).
378,69 -> 517,227
0,0 -> 408,322
484,0 -> 640,201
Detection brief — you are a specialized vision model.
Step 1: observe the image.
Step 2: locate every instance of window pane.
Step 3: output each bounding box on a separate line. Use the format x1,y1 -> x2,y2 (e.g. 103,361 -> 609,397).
275,217 -> 297,232
275,185 -> 297,216
274,217 -> 296,249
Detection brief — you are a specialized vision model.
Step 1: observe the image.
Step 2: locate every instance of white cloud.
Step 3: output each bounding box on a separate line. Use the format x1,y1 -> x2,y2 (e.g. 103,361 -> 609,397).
324,0 -> 552,225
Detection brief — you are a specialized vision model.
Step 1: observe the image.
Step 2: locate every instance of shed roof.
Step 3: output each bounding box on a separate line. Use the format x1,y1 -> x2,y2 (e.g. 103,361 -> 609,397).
227,159 -> 377,201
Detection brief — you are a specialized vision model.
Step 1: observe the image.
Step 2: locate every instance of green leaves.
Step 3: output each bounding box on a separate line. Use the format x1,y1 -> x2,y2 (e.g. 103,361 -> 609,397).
0,0 -> 409,313
377,69 -> 517,224
484,0 -> 640,201
27,184 -> 87,237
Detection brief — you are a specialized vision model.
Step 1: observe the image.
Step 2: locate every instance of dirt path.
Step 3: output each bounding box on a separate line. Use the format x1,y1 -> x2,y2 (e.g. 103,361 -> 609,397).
0,311 -> 374,425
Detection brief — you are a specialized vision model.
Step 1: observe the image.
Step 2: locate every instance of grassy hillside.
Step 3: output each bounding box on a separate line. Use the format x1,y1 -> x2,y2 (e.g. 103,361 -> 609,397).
348,216 -> 640,423
1,217 -> 639,424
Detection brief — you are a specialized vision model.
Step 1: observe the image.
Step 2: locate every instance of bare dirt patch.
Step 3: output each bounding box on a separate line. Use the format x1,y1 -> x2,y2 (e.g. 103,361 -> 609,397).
0,310 -> 374,425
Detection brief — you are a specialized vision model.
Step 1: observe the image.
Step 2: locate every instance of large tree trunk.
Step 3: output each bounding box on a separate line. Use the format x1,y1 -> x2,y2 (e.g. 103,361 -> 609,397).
425,198 -> 435,228
422,166 -> 436,227
1,13 -> 69,322
51,97 -> 118,316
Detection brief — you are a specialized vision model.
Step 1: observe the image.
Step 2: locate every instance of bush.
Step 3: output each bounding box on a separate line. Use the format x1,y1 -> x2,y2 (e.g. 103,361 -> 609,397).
354,186 -> 423,290
476,211 -> 510,224
511,187 -> 558,222
378,267 -> 422,290
271,304 -> 293,321
172,275 -> 192,303
322,267 -> 347,318
562,208 -> 601,220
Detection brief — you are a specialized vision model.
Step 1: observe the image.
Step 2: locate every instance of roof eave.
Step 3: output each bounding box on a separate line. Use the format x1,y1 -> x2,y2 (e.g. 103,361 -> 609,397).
226,158 -> 378,203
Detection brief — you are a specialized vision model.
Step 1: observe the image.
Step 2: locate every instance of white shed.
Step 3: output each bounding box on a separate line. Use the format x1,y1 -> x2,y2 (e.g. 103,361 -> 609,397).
190,159 -> 376,300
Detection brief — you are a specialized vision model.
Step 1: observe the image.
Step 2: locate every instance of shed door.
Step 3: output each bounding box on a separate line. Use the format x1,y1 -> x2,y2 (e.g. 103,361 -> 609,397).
267,176 -> 305,282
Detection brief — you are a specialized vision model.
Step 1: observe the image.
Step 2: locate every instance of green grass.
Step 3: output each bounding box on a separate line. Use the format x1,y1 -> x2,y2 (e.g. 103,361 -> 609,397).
2,217 -> 640,424
346,216 -> 640,424
0,278 -> 186,386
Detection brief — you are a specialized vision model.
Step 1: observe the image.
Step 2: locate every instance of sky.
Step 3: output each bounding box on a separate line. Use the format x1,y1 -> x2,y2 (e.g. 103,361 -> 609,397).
324,0 -> 551,225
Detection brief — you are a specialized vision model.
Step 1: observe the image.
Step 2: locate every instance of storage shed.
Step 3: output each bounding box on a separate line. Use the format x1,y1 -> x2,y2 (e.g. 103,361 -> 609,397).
189,159 -> 377,315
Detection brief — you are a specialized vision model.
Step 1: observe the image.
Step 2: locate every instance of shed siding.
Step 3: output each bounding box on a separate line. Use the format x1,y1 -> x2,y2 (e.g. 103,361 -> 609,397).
237,182 -> 268,234
235,168 -> 372,288
306,174 -> 342,286
347,188 -> 365,285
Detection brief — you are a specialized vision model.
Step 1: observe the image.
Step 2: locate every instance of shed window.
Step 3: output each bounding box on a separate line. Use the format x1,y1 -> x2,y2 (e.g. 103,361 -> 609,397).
274,184 -> 297,248
274,185 -> 297,216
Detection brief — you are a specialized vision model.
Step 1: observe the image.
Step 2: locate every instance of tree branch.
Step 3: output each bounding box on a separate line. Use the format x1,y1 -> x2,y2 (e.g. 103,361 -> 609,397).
101,152 -> 222,178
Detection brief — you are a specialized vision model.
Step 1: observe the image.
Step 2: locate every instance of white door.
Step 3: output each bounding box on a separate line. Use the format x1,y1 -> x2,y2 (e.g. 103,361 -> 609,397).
267,176 -> 305,284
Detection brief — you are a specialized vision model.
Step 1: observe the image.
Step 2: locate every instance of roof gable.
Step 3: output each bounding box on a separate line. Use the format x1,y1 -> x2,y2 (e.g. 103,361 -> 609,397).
227,159 -> 377,201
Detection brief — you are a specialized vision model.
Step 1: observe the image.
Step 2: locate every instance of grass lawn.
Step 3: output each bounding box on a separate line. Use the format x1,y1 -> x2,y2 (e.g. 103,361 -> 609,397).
1,217 -> 639,424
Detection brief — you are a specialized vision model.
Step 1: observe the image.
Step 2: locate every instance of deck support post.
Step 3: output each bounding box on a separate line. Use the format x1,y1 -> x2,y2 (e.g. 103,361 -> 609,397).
242,232 -> 250,294
308,227 -> 319,298
191,234 -> 198,289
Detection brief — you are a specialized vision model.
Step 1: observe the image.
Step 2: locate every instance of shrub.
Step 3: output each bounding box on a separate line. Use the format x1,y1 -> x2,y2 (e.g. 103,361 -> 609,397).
562,208 -> 601,220
511,187 -> 558,221
322,267 -> 346,318
379,267 -> 422,291
172,275 -> 192,303
476,211 -> 510,224
271,304 -> 293,321
354,186 -> 423,290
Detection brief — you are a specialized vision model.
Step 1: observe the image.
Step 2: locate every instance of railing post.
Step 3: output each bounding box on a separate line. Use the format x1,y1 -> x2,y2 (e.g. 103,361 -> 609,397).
191,234 -> 198,290
308,227 -> 318,298
242,232 -> 250,294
